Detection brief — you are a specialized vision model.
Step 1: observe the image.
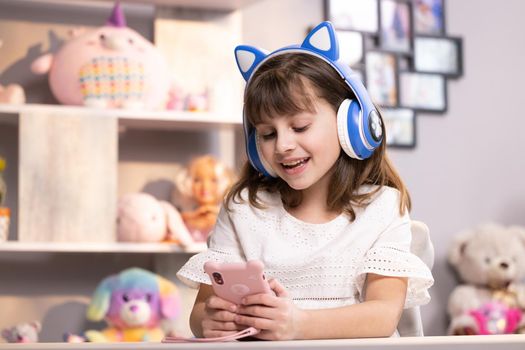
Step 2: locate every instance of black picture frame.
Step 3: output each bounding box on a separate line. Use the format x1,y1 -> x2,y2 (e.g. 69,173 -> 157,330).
413,0 -> 445,35
398,71 -> 447,113
365,50 -> 398,107
413,35 -> 463,78
378,0 -> 413,54
325,0 -> 379,33
338,30 -> 366,67
382,107 -> 416,148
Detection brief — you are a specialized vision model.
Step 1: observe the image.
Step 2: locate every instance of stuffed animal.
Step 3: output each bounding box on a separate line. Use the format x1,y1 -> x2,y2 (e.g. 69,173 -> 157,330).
174,155 -> 235,242
84,267 -> 180,342
117,192 -> 195,248
0,40 -> 26,105
30,2 -> 169,110
447,223 -> 525,335
2,321 -> 41,343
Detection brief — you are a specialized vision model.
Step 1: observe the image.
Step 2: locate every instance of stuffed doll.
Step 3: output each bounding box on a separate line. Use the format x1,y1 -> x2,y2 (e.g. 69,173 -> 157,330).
173,155 -> 235,242
117,192 -> 196,248
83,267 -> 181,342
447,223 -> 525,335
30,2 -> 169,110
2,321 -> 41,343
0,40 -> 26,105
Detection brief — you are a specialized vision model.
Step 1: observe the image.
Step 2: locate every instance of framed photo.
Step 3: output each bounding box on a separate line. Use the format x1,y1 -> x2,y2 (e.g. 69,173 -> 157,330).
382,108 -> 416,148
379,0 -> 413,54
325,0 -> 379,33
338,30 -> 365,66
365,51 -> 398,107
399,71 -> 446,113
414,35 -> 463,77
413,0 -> 444,34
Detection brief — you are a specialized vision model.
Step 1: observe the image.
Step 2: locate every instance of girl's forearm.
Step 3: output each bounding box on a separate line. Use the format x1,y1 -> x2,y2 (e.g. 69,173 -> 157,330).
296,299 -> 403,339
189,301 -> 206,338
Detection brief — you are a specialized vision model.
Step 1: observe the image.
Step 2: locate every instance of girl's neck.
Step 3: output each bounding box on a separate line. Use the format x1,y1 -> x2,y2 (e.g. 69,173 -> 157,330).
285,184 -> 340,224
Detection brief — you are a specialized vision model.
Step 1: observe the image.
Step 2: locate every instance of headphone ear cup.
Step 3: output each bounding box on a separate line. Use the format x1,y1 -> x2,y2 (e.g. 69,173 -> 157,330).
336,99 -> 374,160
246,130 -> 276,177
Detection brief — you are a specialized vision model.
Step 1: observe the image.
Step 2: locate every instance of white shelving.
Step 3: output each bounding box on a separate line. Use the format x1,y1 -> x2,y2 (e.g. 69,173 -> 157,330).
0,241 -> 206,253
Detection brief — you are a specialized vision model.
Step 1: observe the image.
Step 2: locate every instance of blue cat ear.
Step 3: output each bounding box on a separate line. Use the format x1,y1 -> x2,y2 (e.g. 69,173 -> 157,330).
301,21 -> 339,61
235,45 -> 268,81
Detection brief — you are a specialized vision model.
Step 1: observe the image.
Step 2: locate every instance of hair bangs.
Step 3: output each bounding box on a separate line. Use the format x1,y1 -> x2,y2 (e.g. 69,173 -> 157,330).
245,70 -> 316,125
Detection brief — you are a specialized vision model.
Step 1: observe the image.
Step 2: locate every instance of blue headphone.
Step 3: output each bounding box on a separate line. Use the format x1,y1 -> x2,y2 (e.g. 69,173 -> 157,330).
234,21 -> 383,178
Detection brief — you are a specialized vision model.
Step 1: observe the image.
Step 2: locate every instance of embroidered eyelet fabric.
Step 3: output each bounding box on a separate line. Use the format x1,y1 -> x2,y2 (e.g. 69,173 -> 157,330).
177,186 -> 434,310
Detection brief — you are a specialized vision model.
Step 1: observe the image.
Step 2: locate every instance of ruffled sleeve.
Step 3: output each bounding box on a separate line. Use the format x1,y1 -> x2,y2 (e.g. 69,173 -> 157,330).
176,205 -> 245,288
355,193 -> 434,309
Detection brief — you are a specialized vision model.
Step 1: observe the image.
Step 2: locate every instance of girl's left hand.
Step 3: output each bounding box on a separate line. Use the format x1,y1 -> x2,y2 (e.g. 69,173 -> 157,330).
234,278 -> 305,340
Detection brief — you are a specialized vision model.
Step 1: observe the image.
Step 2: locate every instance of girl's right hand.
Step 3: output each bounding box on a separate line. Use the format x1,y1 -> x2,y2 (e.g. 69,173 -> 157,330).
200,294 -> 242,338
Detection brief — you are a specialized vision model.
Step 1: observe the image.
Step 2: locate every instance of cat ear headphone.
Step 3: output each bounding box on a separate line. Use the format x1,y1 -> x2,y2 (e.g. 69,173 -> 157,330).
234,21 -> 383,178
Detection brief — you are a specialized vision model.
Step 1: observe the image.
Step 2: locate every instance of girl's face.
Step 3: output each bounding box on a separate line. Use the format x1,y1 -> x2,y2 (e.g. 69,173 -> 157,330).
255,97 -> 341,193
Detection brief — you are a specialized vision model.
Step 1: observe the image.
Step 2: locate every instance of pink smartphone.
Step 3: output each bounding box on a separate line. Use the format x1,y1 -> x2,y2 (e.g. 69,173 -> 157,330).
204,260 -> 272,305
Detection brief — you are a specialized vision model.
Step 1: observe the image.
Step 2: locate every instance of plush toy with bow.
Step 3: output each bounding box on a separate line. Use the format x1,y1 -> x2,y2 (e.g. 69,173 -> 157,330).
83,267 -> 181,342
2,321 -> 41,343
447,223 -> 525,335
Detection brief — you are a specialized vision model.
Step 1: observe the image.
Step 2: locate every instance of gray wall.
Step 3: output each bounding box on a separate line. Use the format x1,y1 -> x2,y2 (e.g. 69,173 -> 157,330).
242,0 -> 525,336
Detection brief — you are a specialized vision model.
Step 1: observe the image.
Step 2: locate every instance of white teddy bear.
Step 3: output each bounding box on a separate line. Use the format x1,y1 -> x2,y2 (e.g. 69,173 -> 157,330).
447,223 -> 525,335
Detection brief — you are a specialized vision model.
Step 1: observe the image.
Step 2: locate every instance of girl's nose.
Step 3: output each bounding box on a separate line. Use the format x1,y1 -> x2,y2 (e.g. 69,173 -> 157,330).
275,131 -> 296,154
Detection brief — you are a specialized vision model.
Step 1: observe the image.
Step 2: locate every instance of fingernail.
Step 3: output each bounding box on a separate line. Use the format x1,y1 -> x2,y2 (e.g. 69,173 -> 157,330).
230,305 -> 237,312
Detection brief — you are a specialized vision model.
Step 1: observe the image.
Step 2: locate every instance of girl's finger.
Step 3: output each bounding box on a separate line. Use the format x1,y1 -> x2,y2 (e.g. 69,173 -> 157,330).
209,309 -> 237,322
234,313 -> 274,331
268,278 -> 289,298
206,295 -> 238,312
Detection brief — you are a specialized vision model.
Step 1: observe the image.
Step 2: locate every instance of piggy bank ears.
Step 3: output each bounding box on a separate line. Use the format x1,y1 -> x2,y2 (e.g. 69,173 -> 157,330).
86,276 -> 115,321
157,275 -> 181,320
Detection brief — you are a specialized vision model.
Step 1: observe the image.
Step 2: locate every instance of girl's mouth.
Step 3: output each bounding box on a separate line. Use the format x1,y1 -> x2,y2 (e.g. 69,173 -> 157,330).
280,157 -> 310,173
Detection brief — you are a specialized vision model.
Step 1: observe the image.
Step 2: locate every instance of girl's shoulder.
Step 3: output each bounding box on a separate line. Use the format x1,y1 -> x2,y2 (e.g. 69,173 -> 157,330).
358,184 -> 401,202
226,188 -> 283,211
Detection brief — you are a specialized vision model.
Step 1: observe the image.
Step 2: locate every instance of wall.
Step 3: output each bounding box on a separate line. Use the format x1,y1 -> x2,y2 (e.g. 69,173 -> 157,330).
242,0 -> 525,336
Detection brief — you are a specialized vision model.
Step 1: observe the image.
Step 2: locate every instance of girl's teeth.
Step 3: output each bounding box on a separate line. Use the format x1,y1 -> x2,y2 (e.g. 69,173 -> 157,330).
283,159 -> 307,168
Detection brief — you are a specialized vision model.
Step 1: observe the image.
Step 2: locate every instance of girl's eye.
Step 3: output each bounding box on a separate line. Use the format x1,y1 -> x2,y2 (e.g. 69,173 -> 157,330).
260,132 -> 276,140
293,125 -> 309,132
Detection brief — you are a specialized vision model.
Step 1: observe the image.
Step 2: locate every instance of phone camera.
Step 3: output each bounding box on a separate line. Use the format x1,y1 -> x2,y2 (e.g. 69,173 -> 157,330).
212,272 -> 224,285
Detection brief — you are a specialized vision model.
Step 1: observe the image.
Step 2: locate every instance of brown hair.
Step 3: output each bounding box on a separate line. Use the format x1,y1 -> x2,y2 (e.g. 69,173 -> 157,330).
226,53 -> 410,220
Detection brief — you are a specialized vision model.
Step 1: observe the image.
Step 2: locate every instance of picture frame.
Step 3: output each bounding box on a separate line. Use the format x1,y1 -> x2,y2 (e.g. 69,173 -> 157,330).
379,0 -> 413,54
414,35 -> 463,78
413,0 -> 445,35
398,71 -> 447,113
382,107 -> 416,148
325,0 -> 379,33
338,30 -> 365,67
365,51 -> 398,107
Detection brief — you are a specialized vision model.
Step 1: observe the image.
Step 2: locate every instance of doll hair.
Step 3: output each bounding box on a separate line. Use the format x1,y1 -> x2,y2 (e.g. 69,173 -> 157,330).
226,53 -> 410,221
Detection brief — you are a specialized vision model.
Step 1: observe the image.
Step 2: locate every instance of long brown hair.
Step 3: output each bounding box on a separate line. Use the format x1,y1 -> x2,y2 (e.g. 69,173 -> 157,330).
226,53 -> 410,220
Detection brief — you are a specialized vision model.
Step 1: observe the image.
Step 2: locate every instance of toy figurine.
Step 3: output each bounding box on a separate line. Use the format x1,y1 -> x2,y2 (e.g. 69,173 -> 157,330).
2,321 -> 41,343
0,157 -> 6,206
31,2 -> 169,110
175,155 -> 235,242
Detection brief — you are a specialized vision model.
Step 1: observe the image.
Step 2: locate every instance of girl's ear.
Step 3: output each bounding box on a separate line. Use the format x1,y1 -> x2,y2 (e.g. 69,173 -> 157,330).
234,45 -> 268,81
301,21 -> 339,61
156,275 -> 181,320
86,276 -> 114,321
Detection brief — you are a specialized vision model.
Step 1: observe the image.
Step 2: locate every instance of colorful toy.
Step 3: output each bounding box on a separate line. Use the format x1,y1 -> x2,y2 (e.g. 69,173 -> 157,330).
30,2 -> 169,110
84,267 -> 181,342
117,192 -> 195,248
1,321 -> 41,343
0,157 -> 6,205
174,155 -> 235,242
447,223 -> 525,335
469,301 -> 522,335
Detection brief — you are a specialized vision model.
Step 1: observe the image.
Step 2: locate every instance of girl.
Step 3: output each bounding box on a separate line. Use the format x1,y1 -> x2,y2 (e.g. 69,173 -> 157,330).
176,22 -> 434,340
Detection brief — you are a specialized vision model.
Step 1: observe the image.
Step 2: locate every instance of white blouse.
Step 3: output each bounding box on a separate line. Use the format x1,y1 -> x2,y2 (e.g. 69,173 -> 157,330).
177,186 -> 434,310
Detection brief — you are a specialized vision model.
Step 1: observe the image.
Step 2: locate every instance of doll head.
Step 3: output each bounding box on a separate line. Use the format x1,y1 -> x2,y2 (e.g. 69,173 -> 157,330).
187,155 -> 234,206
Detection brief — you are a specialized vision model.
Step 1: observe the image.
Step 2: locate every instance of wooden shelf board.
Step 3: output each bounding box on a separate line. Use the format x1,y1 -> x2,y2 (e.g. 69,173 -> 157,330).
0,241 -> 207,254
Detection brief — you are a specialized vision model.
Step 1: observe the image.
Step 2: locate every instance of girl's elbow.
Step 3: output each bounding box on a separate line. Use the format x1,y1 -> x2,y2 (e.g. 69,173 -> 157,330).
377,303 -> 404,336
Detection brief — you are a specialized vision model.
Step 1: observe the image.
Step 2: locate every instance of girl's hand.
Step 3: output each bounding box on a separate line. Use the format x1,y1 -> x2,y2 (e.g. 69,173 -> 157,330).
200,294 -> 242,338
234,278 -> 305,340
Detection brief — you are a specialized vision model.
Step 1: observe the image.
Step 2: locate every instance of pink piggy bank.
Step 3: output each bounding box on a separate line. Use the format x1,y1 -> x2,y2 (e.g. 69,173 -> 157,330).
31,2 -> 169,110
